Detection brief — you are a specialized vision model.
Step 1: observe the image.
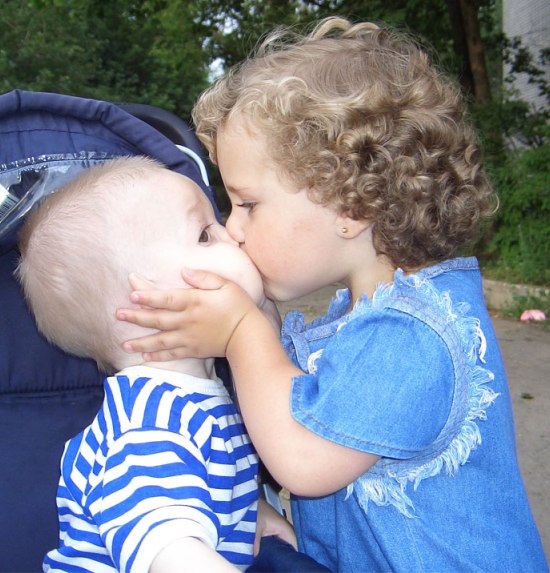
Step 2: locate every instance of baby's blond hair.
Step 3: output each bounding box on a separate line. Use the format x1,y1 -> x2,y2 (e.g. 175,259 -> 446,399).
17,157 -> 170,372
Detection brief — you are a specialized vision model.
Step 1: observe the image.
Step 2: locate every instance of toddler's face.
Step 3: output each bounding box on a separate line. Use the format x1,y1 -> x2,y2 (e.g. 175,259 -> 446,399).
142,170 -> 265,305
215,116 -> 346,302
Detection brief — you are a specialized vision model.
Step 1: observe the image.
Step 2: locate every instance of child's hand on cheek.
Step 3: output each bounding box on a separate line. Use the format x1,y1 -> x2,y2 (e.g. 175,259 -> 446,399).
116,268 -> 258,361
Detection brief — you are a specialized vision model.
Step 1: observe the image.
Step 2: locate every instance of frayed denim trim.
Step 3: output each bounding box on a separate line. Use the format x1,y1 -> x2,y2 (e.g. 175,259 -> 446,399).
281,288 -> 351,370
347,270 -> 499,518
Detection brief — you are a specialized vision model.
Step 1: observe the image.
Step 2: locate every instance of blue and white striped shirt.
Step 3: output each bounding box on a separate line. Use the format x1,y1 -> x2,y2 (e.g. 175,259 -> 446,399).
43,366 -> 259,573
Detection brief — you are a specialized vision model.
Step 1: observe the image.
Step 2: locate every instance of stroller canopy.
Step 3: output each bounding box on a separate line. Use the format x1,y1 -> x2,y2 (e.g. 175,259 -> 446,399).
0,89 -> 217,252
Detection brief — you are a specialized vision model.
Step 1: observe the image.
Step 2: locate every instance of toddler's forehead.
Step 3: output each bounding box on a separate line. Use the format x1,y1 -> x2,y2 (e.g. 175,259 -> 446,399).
221,113 -> 261,141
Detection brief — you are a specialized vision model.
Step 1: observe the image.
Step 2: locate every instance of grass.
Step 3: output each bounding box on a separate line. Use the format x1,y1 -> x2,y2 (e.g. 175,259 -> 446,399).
494,289 -> 550,331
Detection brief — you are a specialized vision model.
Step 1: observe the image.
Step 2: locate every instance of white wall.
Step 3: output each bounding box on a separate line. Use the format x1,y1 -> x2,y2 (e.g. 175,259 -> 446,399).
503,0 -> 549,109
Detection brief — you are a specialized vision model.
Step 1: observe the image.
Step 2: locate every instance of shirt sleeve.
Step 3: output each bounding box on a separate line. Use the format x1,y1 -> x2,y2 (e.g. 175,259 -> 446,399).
93,428 -> 220,573
290,308 -> 455,459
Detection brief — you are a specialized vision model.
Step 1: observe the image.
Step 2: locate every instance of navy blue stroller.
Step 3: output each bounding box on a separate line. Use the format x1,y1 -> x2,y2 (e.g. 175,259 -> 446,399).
0,89 -> 221,571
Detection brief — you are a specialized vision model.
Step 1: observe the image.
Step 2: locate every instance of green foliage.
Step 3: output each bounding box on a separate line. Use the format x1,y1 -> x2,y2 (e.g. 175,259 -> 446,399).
477,130 -> 550,286
0,0 -> 211,120
196,0 -> 458,72
497,144 -> 549,286
0,0 -> 100,96
471,31 -> 550,287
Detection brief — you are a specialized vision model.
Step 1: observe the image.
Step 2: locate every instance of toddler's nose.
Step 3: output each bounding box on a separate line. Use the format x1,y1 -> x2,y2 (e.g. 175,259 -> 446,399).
219,221 -> 240,246
225,212 -> 244,245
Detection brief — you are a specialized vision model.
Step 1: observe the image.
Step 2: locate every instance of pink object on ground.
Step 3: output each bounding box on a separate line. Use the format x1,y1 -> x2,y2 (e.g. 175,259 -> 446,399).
520,309 -> 547,321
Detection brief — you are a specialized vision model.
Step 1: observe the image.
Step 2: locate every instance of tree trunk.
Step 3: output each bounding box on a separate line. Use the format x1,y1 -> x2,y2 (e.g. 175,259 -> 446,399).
447,0 -> 475,97
458,0 -> 492,103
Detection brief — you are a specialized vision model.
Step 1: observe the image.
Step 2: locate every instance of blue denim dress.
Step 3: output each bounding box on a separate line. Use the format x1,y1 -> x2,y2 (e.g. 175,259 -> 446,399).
282,258 -> 547,572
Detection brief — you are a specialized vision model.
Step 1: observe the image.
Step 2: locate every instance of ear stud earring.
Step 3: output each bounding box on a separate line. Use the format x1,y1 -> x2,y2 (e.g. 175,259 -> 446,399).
341,227 -> 349,234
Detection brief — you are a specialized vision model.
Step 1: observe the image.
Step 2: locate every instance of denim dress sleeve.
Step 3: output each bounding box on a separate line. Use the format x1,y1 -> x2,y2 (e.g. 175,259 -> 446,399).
290,308 -> 454,457
287,271 -> 498,517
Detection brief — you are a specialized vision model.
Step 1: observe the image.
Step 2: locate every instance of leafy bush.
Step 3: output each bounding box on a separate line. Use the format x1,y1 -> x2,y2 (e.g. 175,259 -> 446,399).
477,127 -> 549,286
471,36 -> 549,287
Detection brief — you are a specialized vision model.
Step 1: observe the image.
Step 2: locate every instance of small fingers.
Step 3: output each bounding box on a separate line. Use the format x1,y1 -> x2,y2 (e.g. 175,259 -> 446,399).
116,308 -> 184,330
122,330 -> 188,355
181,268 -> 227,290
128,288 -> 191,311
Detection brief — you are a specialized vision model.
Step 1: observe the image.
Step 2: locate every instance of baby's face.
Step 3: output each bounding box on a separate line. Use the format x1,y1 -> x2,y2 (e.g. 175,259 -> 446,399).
144,170 -> 264,305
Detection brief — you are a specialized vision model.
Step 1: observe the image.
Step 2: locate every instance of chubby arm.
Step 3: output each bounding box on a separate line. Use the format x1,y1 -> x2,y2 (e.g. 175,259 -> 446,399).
150,537 -> 238,573
118,270 -> 379,495
224,299 -> 380,495
150,500 -> 296,572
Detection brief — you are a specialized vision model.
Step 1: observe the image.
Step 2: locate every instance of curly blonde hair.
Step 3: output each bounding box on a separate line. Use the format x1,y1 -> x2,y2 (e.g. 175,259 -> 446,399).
192,17 -> 497,270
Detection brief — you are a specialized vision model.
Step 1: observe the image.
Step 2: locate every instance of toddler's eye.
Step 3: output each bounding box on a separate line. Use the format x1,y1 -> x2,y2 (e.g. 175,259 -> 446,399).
199,225 -> 212,243
238,202 -> 256,212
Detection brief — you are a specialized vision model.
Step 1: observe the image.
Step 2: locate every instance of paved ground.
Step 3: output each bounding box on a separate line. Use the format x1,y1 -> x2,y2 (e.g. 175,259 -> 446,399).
277,284 -> 550,561
497,317 -> 550,560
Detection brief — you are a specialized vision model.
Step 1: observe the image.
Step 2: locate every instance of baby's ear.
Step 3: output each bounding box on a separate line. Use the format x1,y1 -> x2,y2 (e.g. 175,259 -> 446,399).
128,272 -> 156,291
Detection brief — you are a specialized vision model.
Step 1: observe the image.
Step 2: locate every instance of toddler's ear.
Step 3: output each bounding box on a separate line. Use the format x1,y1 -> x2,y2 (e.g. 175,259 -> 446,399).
335,214 -> 370,239
128,272 -> 156,291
